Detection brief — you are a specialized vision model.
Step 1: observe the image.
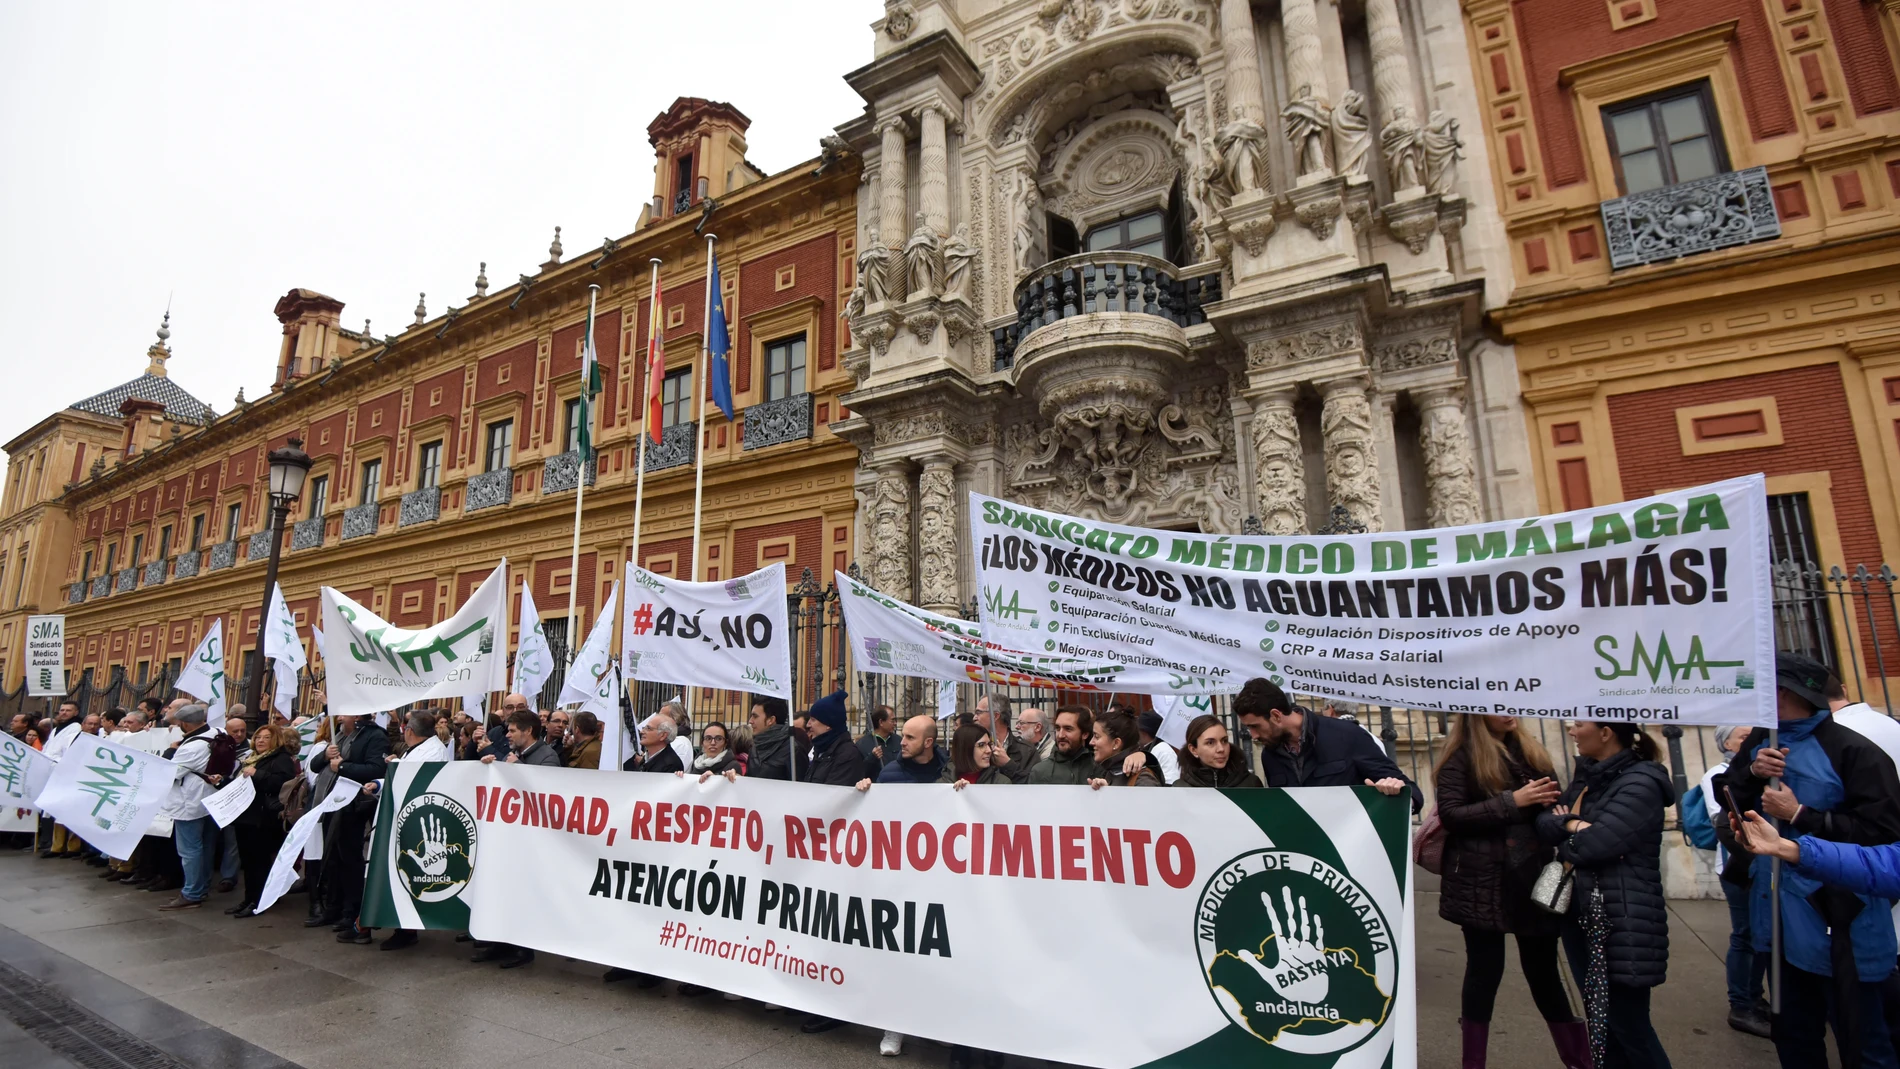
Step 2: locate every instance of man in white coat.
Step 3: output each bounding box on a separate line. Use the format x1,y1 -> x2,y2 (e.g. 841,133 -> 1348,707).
159,704 -> 221,910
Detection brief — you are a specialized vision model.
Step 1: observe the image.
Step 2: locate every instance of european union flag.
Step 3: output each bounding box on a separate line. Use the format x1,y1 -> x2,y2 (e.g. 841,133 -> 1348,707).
708,253 -> 735,421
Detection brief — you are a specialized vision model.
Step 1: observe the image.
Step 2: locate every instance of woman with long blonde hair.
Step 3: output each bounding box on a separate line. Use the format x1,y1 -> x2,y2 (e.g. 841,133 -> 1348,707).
1432,714 -> 1586,1069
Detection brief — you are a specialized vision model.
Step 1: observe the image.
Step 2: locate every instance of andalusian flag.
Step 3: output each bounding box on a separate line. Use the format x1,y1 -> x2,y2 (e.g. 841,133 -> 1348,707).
707,254 -> 735,421
645,276 -> 667,443
577,312 -> 603,461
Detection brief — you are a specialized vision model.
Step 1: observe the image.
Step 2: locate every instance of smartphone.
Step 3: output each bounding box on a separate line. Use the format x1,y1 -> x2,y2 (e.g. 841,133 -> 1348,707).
1722,785 -> 1739,813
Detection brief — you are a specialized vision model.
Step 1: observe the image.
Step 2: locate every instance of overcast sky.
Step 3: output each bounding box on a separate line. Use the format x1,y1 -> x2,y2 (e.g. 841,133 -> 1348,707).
0,1 -> 876,472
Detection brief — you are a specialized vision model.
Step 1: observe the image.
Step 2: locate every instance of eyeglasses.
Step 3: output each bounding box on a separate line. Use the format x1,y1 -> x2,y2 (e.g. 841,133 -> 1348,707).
703,734 -> 726,744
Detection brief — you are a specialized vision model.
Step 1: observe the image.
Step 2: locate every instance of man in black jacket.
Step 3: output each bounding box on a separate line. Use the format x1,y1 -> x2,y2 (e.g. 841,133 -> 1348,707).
857,705 -> 898,771
802,692 -> 868,787
626,713 -> 684,775
973,694 -> 1033,783
747,696 -> 801,781
1236,678 -> 1421,811
308,713 -> 388,935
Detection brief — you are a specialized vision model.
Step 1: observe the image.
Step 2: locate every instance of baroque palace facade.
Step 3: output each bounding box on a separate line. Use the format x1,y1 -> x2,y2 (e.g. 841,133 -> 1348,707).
0,98 -> 861,694
832,0 -> 1535,617
1465,0 -> 1900,697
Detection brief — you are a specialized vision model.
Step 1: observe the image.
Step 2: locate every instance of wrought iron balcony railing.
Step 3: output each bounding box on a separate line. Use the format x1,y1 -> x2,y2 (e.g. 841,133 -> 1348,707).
248,530 -> 274,561
69,582 -> 86,604
1600,166 -> 1781,270
208,540 -> 238,571
115,567 -> 138,593
743,393 -> 813,451
400,486 -> 441,526
541,451 -> 597,494
466,469 -> 513,513
174,548 -> 200,579
142,560 -> 167,587
643,422 -> 697,472
991,253 -> 1222,370
89,575 -> 110,598
342,502 -> 380,540
292,516 -> 325,550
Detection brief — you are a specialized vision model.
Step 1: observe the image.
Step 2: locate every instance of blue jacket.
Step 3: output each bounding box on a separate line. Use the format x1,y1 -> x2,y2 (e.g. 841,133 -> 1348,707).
876,747 -> 946,784
1797,837 -> 1900,900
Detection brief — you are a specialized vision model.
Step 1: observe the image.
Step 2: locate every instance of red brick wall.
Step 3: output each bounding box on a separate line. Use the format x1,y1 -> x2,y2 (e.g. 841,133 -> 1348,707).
160,475 -> 187,519
532,553 -> 598,625
307,411 -> 348,462
1512,0 -> 1795,189
737,234 -> 840,392
132,487 -> 156,523
476,340 -> 536,405
190,461 -> 221,503
1821,0 -> 1900,116
733,517 -> 823,588
389,578 -> 435,628
353,389 -> 403,448
411,369 -> 466,466
1608,363 -> 1894,667
547,309 -> 623,437
107,498 -> 128,533
636,536 -> 694,576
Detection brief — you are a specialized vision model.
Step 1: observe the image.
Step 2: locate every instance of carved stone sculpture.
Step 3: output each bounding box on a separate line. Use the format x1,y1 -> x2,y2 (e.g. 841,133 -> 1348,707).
868,470 -> 913,601
904,213 -> 942,298
941,226 -> 977,302
1380,106 -> 1426,192
1249,392 -> 1307,534
1330,90 -> 1370,179
917,461 -> 958,611
1216,119 -> 1271,195
1423,110 -> 1465,197
1013,172 -> 1045,274
1418,387 -> 1484,528
1282,86 -> 1332,179
1321,380 -> 1382,532
857,228 -> 892,305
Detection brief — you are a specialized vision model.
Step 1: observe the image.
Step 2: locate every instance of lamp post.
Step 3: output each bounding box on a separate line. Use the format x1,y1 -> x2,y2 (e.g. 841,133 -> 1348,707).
245,437 -> 312,723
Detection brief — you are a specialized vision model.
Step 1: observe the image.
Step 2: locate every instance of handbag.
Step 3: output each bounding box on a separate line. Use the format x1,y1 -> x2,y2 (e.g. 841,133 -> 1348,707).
1530,786 -> 1587,915
1413,808 -> 1446,875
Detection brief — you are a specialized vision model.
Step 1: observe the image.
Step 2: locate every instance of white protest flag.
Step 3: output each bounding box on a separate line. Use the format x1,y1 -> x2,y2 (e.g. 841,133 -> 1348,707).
0,732 -> 55,817
621,562 -> 791,699
312,625 -> 326,662
33,734 -> 175,860
1154,693 -> 1210,748
321,561 -> 510,717
557,582 -> 623,763
255,779 -> 361,913
264,584 -> 306,716
512,579 -> 553,701
973,474 -> 1777,726
201,775 -> 255,828
176,619 -> 228,729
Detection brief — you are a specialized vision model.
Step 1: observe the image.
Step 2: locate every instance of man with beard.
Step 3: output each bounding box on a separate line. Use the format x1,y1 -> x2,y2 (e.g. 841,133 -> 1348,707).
1028,705 -> 1098,785
746,696 -> 802,781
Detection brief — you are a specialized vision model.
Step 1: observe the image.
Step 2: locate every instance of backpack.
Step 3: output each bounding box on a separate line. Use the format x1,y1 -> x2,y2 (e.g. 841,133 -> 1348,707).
279,775 -> 310,826
1679,784 -> 1717,850
205,732 -> 239,778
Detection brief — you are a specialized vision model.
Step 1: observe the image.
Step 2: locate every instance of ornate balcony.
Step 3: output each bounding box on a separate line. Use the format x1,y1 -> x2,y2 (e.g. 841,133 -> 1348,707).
643,422 -> 697,472
115,567 -> 138,593
89,575 -> 110,598
466,469 -> 513,513
292,516 -> 325,550
743,393 -> 813,451
541,451 -> 597,494
248,530 -> 274,561
342,502 -> 380,540
1601,166 -> 1781,271
208,540 -> 238,571
142,560 -> 167,587
991,253 -> 1222,370
400,486 -> 441,527
674,189 -> 694,215
174,549 -> 200,579
68,582 -> 86,604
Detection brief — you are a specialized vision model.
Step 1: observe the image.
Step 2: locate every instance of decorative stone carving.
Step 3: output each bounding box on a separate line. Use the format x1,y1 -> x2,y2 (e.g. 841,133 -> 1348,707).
208,541 -> 237,571
1229,215 -> 1273,256
1293,192 -> 1344,240
1380,106 -> 1425,192
1283,86 -> 1332,179
1007,424 -> 1063,488
941,227 -> 977,302
1012,171 -> 1044,275
1374,335 -> 1456,371
917,460 -> 958,612
1417,385 -> 1484,528
1383,198 -> 1439,254
466,468 -> 514,512
867,469 -> 913,601
883,4 -> 915,40
1331,90 -> 1370,179
857,227 -> 892,304
743,393 -> 814,450
1249,391 -> 1306,534
917,103 -> 950,235
1158,397 -> 1222,462
1321,379 -> 1382,532
876,115 -> 910,250
903,213 -> 942,298
1216,119 -> 1270,195
292,516 -> 325,550
905,308 -> 941,344
1423,111 -> 1464,197
341,502 -> 379,541
1246,322 -> 1361,368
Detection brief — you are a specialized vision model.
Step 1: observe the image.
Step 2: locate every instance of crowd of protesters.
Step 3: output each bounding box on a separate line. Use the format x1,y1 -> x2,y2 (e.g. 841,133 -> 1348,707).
10,653 -> 1900,1068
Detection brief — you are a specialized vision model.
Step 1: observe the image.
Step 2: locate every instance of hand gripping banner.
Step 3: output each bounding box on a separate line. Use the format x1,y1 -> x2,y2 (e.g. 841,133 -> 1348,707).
972,475 -> 1776,726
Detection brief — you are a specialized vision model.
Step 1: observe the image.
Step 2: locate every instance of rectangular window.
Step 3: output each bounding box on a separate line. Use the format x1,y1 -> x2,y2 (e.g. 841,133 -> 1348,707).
158,525 -> 171,561
359,459 -> 382,506
105,542 -> 117,575
225,503 -> 242,542
1766,493 -> 1837,669
1083,210 -> 1168,258
307,474 -> 328,519
485,420 -> 514,473
12,546 -> 25,608
1603,82 -> 1727,196
764,335 -> 808,402
661,368 -> 692,428
189,513 -> 204,550
563,398 -> 584,453
417,441 -> 442,490
675,154 -> 695,211
81,549 -> 93,581
166,656 -> 181,682
129,534 -> 144,565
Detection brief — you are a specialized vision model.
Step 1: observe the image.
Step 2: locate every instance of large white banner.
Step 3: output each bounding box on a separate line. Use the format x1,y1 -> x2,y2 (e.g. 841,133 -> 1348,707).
26,615 -> 65,697
264,584 -> 306,716
33,735 -> 176,860
255,779 -> 361,914
0,732 -> 54,816
512,579 -> 553,700
836,570 -> 1126,692
972,476 -> 1776,726
364,763 -> 1412,1069
177,620 -> 228,729
621,562 -> 791,699
320,563 -> 510,716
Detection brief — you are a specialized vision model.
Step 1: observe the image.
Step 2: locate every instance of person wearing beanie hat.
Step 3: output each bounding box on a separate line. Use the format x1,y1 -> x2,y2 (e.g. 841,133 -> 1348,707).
799,691 -> 868,788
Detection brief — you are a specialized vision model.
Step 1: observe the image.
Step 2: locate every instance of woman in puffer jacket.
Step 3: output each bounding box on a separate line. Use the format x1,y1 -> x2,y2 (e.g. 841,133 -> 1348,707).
1431,714 -> 1583,1069
1536,720 -> 1675,1069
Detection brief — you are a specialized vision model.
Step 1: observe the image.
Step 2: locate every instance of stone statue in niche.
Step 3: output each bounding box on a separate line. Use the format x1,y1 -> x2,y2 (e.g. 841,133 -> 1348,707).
856,228 -> 892,305
1282,85 -> 1332,179
1216,119 -> 1270,195
1380,105 -> 1426,192
904,212 -> 942,298
1423,110 -> 1465,197
941,226 -> 977,302
1013,172 -> 1046,275
1330,90 -> 1370,179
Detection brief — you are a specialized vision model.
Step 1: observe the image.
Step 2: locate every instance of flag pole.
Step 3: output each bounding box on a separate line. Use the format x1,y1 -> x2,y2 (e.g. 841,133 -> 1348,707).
565,284 -> 600,667
632,259 -> 660,570
687,234 -> 717,726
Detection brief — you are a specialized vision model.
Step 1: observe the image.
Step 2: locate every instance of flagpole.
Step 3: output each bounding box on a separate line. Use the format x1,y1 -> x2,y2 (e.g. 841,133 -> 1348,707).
690,234 -> 716,583
565,284 -> 600,668
632,259 -> 660,569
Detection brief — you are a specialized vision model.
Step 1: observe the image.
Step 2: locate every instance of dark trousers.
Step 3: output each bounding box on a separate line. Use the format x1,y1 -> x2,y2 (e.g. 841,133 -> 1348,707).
233,821 -> 286,906
320,806 -> 370,920
1461,927 -> 1573,1022
1562,925 -> 1673,1069
1773,962 -> 1900,1069
1722,877 -> 1769,1010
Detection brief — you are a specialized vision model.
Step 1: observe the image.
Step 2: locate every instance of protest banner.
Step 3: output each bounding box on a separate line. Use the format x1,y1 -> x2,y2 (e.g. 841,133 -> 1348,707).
512,579 -> 554,701
202,775 -> 255,829
264,584 -> 306,716
557,582 -> 624,766
0,733 -> 54,828
361,763 -> 1412,1068
33,735 -> 176,859
26,615 -> 65,697
836,570 -> 1126,693
320,562 -> 510,716
621,562 -> 792,699
972,475 -> 1776,726
176,620 -> 229,728
255,779 -> 361,914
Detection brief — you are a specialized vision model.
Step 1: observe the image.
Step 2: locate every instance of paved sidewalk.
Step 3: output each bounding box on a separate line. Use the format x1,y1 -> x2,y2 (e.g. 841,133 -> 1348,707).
0,848 -> 1786,1069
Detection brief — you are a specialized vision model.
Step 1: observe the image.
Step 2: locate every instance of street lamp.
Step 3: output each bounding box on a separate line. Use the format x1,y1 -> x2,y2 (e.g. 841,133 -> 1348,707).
244,437 -> 312,723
